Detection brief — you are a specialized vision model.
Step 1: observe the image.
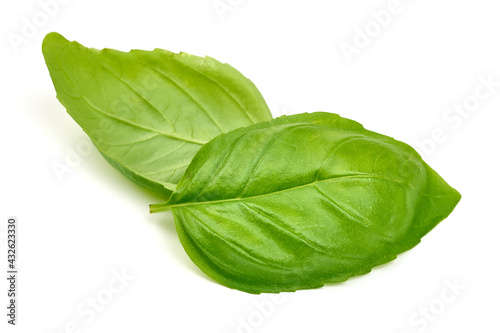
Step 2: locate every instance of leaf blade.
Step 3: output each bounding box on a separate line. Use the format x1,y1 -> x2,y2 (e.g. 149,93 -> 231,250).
157,112 -> 460,293
42,32 -> 272,195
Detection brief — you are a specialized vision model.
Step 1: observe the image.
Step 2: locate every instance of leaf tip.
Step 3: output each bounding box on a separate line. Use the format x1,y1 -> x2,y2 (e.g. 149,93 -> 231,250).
42,32 -> 67,53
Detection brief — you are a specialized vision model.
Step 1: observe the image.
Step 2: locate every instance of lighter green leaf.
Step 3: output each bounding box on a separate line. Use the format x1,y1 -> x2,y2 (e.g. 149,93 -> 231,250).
42,32 -> 272,195
151,112 -> 461,293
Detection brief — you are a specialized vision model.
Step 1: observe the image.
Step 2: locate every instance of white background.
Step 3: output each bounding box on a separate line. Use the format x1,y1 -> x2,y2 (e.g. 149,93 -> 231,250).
1,0 -> 499,332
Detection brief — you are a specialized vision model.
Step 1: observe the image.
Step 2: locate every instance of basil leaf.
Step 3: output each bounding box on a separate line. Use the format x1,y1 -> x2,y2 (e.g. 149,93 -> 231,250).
151,112 -> 461,293
42,32 -> 272,195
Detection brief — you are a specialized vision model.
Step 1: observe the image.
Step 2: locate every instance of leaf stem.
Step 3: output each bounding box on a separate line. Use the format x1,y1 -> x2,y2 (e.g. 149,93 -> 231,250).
149,202 -> 171,214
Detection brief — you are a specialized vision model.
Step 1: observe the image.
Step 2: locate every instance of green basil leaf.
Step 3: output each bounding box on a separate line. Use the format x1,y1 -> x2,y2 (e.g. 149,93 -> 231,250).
151,112 -> 461,293
42,32 -> 272,195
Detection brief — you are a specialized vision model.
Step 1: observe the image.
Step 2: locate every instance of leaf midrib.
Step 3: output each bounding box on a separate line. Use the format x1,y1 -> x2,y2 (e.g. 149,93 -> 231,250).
83,94 -> 207,145
166,173 -> 407,210
51,64 -> 208,146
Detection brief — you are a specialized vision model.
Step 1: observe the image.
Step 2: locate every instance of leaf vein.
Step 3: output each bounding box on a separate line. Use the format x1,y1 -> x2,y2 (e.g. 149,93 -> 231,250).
100,65 -> 176,130
183,209 -> 295,271
139,62 -> 226,133
241,202 -> 368,260
169,56 -> 258,123
313,184 -> 394,241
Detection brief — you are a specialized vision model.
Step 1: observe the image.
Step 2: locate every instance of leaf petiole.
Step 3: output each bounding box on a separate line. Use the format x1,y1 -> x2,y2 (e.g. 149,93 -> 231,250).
149,202 -> 171,214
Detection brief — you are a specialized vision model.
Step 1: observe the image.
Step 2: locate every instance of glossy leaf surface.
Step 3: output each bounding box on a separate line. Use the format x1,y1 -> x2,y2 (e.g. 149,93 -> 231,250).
42,32 -> 272,195
151,112 -> 461,293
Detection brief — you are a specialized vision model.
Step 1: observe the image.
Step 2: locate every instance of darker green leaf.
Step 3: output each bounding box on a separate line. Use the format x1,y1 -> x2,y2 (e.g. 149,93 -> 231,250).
151,112 -> 461,293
